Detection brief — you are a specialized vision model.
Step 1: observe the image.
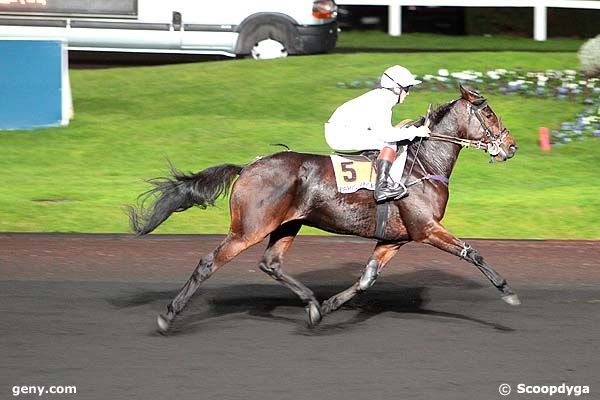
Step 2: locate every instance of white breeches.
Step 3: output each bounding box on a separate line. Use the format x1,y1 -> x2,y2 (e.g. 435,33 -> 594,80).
324,123 -> 397,151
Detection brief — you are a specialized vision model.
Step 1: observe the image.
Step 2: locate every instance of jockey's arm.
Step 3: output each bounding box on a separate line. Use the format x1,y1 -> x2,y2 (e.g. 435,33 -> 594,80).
371,124 -> 429,143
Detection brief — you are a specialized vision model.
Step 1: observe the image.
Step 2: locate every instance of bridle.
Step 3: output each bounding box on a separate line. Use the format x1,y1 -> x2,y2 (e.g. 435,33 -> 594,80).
404,96 -> 510,188
428,98 -> 509,160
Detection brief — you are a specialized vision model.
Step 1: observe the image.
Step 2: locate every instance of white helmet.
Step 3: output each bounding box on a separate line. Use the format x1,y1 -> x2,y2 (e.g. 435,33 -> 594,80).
380,65 -> 422,90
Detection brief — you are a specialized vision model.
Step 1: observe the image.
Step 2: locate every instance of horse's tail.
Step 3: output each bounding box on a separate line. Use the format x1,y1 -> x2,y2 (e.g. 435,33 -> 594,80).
127,162 -> 244,236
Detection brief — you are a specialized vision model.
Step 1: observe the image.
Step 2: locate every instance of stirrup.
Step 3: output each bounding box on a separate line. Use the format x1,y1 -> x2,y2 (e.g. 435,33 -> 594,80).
393,182 -> 409,200
375,181 -> 408,203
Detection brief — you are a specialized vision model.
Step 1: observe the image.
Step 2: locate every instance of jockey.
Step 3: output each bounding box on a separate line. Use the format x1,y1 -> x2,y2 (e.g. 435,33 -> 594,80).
325,65 -> 431,202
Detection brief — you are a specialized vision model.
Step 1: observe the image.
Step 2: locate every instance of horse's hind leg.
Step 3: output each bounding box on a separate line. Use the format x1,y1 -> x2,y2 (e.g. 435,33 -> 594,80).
422,223 -> 520,305
258,221 -> 322,326
157,232 -> 266,333
319,241 -> 405,320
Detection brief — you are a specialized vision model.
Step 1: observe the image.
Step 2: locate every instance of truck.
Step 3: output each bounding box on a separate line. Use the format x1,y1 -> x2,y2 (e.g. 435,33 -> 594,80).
0,0 -> 338,58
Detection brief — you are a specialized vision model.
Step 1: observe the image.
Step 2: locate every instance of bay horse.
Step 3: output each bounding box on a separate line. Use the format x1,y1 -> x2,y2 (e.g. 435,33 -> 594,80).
128,85 -> 519,334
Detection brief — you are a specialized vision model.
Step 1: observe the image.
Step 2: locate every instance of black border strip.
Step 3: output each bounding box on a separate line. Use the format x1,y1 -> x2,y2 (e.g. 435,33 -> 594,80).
71,20 -> 169,30
184,24 -> 236,32
0,18 -> 66,27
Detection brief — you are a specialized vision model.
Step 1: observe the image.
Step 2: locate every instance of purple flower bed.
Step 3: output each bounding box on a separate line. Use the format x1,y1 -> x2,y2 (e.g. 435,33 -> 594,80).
338,69 -> 600,145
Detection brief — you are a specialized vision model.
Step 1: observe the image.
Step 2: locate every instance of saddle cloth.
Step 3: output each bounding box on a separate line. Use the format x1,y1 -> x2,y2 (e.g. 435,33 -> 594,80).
330,155 -> 376,193
330,150 -> 408,193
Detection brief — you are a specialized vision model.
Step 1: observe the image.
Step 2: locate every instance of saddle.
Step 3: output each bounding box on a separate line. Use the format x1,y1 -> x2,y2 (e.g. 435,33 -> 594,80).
332,149 -> 379,163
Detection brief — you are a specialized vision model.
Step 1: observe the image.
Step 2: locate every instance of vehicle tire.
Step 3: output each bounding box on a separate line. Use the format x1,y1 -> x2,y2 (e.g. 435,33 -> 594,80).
236,17 -> 296,58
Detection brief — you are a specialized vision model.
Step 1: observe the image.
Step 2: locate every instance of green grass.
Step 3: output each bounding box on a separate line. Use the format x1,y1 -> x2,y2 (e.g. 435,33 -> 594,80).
1,50 -> 598,238
337,32 -> 586,52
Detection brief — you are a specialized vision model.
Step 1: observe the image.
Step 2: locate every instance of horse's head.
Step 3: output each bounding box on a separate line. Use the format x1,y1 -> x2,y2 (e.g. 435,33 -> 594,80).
458,85 -> 517,162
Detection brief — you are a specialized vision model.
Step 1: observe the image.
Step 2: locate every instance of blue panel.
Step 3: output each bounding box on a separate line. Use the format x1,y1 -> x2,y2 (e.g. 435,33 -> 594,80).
0,39 -> 64,130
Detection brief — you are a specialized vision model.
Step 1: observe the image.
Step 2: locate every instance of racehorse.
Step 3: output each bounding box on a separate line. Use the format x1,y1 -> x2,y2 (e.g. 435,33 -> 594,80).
128,85 -> 520,334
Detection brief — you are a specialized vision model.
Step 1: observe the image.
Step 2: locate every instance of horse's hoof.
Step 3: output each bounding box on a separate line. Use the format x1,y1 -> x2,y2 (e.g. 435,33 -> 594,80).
157,314 -> 170,334
307,302 -> 322,327
502,294 -> 521,306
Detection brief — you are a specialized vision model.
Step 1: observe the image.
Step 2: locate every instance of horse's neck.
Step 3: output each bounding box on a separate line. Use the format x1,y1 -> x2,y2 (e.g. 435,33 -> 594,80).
410,116 -> 462,180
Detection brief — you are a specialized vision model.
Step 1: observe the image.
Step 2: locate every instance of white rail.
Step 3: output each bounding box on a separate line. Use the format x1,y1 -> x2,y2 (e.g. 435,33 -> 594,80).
335,0 -> 600,41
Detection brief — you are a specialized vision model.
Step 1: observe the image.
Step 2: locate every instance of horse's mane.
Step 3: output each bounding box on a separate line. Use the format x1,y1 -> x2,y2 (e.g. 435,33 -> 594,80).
411,99 -> 457,128
430,100 -> 457,124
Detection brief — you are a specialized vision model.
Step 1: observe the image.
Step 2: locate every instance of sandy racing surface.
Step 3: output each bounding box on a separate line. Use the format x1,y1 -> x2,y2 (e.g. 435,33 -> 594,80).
1,233 -> 599,399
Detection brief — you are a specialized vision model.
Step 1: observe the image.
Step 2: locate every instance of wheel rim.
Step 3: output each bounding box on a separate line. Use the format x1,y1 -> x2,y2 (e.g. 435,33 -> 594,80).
251,39 -> 288,60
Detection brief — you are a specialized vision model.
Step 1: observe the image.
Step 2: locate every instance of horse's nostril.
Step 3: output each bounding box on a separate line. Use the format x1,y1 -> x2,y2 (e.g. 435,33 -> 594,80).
508,144 -> 517,158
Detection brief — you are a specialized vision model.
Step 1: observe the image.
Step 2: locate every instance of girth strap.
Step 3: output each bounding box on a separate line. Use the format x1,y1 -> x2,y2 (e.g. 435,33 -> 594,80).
375,202 -> 389,240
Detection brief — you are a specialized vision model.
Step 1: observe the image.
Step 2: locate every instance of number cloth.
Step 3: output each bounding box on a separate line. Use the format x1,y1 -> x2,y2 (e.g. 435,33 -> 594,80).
330,155 -> 376,193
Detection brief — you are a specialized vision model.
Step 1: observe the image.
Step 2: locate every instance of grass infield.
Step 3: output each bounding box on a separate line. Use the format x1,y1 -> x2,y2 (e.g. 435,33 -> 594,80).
0,46 -> 598,239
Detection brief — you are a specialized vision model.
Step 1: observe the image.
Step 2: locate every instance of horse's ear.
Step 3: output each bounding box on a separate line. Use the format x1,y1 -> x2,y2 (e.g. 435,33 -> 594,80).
459,84 -> 469,99
459,84 -> 481,102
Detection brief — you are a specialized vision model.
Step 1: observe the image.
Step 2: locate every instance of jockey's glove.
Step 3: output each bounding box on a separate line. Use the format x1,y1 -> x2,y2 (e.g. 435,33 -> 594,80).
414,125 -> 431,138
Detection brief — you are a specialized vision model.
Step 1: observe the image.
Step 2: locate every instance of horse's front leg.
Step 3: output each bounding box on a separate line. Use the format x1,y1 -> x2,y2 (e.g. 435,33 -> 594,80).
320,241 -> 406,319
422,223 -> 521,306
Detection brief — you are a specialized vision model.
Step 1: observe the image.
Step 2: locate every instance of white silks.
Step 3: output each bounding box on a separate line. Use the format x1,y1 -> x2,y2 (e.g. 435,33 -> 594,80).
324,88 -> 422,151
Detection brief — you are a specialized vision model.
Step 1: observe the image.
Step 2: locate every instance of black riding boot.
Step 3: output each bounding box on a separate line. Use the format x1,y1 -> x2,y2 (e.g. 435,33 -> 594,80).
374,159 -> 408,203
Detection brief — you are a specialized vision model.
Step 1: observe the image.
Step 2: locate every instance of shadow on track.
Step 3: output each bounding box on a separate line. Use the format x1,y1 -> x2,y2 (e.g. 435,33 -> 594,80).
107,267 -> 513,336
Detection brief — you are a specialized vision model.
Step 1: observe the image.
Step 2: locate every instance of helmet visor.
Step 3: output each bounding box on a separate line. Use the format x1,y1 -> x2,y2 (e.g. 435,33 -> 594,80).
383,72 -> 414,93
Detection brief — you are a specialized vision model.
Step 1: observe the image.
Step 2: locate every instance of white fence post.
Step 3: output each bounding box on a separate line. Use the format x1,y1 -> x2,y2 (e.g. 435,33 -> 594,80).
533,5 -> 547,41
388,2 -> 402,36
335,0 -> 600,39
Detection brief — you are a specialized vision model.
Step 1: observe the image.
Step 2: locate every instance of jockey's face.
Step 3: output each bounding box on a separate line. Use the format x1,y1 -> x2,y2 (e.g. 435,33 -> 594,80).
388,85 -> 410,104
398,87 -> 409,104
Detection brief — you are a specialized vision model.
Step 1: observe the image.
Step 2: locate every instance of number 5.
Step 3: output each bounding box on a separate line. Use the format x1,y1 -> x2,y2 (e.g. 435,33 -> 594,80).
341,161 -> 357,182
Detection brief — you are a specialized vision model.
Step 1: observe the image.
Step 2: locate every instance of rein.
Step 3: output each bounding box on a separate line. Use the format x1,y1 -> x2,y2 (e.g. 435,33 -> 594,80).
428,132 -> 488,150
428,129 -> 509,160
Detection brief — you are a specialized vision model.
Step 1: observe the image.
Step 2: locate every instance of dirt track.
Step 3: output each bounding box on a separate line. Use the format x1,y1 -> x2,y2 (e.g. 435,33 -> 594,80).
1,234 -> 599,400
